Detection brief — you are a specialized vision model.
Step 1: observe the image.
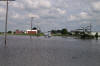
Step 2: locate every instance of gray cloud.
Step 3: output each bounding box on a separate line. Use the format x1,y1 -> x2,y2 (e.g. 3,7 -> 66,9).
0,0 -> 100,32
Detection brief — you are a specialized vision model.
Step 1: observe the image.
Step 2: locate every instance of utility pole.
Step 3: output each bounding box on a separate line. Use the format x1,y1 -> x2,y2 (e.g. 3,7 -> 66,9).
30,17 -> 34,39
31,17 -> 34,30
5,0 -> 8,46
0,0 -> 15,46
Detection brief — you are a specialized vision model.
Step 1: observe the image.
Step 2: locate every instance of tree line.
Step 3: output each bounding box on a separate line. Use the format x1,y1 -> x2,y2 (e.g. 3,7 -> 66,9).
51,28 -> 70,35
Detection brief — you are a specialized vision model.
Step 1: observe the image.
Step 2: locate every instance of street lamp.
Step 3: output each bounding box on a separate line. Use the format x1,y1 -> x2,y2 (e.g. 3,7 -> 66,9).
0,0 -> 15,46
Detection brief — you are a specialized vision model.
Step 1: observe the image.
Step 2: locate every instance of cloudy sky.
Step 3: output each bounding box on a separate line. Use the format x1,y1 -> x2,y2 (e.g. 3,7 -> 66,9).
0,0 -> 100,32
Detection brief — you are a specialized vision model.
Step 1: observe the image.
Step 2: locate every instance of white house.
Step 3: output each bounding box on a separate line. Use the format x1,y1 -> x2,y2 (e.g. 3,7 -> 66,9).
25,30 -> 38,34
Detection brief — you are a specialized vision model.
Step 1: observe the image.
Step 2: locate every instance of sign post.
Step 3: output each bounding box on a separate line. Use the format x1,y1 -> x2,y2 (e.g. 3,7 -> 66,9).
0,0 -> 15,46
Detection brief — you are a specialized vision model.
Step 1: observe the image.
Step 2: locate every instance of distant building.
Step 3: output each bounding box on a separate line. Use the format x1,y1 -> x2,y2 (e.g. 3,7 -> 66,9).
91,32 -> 100,36
26,30 -> 38,34
71,29 -> 84,35
16,30 -> 24,34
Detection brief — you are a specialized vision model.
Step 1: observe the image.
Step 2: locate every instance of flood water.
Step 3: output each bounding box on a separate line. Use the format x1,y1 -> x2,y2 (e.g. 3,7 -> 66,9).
0,35 -> 100,66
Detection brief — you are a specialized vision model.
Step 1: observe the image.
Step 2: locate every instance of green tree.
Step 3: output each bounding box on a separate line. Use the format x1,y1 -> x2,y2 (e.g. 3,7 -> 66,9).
95,32 -> 99,40
57,30 -> 62,33
32,27 -> 37,30
61,28 -> 68,35
51,30 -> 57,34
8,31 -> 12,34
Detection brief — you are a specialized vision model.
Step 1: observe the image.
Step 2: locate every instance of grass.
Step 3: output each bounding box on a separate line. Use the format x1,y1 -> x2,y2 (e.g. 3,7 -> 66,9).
11,33 -> 45,36
0,33 -> 44,36
51,33 -> 69,36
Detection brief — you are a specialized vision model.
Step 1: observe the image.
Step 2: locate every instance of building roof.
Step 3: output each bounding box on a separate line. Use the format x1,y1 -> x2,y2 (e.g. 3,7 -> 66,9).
26,30 -> 37,31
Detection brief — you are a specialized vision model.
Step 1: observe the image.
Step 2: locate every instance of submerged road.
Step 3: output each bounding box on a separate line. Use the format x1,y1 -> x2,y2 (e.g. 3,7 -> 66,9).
0,35 -> 100,66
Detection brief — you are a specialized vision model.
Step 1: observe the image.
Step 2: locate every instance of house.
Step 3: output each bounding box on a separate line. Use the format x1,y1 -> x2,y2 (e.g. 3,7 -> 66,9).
71,29 -> 84,35
26,30 -> 38,34
16,30 -> 24,34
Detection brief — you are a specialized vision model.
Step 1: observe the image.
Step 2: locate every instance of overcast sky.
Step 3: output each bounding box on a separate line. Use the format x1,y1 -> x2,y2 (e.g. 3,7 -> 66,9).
0,0 -> 100,32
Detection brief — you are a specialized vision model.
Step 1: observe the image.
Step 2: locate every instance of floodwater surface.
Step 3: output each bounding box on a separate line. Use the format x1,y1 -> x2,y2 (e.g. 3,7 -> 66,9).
0,35 -> 100,66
